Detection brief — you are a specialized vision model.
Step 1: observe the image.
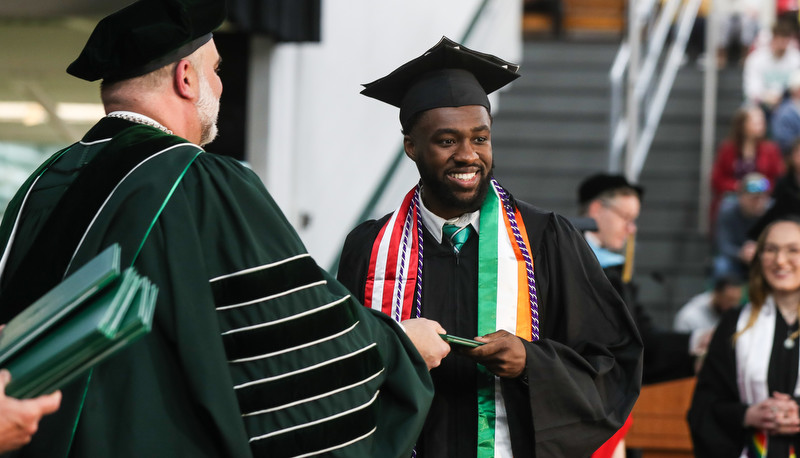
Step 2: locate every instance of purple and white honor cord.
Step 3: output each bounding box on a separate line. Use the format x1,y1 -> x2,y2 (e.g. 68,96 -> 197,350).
407,181 -> 539,340
491,178 -> 540,341
394,198 -> 416,323
412,187 -> 424,319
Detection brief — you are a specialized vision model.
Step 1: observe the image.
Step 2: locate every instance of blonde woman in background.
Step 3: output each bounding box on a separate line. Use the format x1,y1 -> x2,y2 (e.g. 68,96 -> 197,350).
689,217 -> 800,457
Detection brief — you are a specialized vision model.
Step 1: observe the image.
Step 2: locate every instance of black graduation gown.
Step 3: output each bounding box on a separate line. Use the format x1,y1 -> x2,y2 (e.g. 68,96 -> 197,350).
338,199 -> 643,458
0,118 -> 433,458
688,306 -> 800,457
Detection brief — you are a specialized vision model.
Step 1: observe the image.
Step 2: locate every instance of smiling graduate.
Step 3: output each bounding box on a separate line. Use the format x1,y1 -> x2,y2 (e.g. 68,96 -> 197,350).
337,37 -> 643,458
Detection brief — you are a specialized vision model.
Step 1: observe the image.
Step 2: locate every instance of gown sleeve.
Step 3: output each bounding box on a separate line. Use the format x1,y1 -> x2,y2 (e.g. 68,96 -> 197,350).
318,267 -> 434,457
518,209 -> 644,456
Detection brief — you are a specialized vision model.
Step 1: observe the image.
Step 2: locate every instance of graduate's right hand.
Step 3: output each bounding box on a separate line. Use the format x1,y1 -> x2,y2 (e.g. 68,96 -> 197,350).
400,318 -> 451,370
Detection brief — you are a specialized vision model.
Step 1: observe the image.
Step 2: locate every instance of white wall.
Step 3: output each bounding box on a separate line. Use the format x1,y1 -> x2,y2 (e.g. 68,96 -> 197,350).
247,0 -> 523,269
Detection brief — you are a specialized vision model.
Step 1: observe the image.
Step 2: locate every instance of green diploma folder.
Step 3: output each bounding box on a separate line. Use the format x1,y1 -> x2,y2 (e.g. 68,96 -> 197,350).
0,244 -> 158,398
440,334 -> 485,348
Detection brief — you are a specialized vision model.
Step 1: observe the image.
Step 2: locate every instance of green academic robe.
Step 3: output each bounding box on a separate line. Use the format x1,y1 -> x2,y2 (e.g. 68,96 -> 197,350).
0,117 -> 432,457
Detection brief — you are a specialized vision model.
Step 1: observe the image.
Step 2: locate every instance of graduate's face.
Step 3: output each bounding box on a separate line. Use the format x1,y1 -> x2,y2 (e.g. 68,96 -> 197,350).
760,221 -> 800,295
404,105 -> 492,219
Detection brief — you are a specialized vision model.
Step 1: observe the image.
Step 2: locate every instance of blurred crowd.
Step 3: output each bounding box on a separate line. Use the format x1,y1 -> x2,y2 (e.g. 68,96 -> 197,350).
706,7 -> 800,302
677,4 -> 800,456
576,4 -> 800,455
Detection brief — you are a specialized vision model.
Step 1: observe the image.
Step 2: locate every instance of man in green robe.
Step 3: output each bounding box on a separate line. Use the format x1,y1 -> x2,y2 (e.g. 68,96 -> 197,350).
0,1 -> 439,456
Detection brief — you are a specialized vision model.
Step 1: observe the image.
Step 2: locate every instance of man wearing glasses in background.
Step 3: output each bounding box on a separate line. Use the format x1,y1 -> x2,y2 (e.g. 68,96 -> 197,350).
578,173 -> 705,457
578,173 -> 702,385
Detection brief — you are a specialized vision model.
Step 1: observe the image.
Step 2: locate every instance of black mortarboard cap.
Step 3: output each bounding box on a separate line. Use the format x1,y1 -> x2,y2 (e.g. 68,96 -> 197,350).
578,173 -> 644,206
67,0 -> 226,82
360,36 -> 521,131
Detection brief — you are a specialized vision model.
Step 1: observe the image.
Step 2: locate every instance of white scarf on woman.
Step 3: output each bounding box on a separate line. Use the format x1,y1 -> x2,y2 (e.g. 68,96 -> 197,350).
736,296 -> 800,404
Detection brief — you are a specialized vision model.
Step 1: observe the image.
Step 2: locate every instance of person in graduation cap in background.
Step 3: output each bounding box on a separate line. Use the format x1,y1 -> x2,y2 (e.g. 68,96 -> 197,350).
336,37 -> 643,458
0,0 -> 444,456
578,174 -> 705,384
577,173 -> 706,458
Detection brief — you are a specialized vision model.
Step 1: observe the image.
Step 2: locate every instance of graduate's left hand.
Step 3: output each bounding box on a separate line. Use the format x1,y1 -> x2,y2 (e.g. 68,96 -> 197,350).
461,330 -> 526,378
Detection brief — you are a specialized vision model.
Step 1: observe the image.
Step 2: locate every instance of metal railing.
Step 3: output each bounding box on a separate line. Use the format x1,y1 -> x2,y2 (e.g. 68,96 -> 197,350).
609,0 -> 706,181
698,2 -> 719,233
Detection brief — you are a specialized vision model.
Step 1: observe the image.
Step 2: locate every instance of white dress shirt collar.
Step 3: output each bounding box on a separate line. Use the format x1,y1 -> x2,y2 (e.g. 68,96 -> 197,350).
417,188 -> 481,244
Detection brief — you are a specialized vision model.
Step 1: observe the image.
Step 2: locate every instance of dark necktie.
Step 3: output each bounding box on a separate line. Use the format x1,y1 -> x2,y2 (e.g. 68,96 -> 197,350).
442,223 -> 471,253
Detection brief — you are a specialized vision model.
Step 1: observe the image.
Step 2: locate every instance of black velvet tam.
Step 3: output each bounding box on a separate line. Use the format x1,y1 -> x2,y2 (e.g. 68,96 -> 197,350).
67,0 -> 226,82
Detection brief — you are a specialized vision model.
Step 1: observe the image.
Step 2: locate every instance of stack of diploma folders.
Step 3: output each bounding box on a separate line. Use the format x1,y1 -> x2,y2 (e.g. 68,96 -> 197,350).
0,244 -> 156,398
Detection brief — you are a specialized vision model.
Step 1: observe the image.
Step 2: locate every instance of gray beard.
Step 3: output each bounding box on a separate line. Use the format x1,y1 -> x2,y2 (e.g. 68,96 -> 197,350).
196,74 -> 219,146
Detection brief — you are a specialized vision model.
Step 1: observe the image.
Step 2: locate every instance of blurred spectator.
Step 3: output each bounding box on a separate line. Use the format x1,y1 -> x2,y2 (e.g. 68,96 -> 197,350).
688,218 -> 800,457
713,172 -> 772,280
578,174 -> 700,384
716,0 -> 761,68
682,0 -> 710,67
743,20 -> 800,111
771,69 -> 800,156
711,105 -> 784,225
579,173 -> 700,458
673,276 -> 744,333
776,0 -> 800,36
776,137 -> 800,195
